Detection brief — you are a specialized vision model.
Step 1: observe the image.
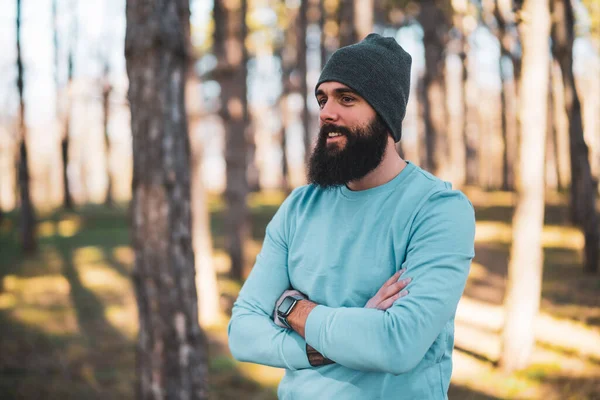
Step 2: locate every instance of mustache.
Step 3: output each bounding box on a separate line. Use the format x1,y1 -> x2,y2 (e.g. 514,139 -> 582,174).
319,124 -> 353,137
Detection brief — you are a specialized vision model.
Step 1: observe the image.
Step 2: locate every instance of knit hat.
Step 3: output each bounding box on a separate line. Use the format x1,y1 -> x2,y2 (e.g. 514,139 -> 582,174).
315,33 -> 412,142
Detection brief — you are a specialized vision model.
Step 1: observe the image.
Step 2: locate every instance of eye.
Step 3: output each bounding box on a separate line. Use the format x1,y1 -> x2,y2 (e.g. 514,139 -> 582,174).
341,96 -> 355,104
317,98 -> 327,108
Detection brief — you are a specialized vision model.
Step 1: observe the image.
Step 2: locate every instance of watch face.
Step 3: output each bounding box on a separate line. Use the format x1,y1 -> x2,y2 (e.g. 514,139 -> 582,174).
278,297 -> 296,316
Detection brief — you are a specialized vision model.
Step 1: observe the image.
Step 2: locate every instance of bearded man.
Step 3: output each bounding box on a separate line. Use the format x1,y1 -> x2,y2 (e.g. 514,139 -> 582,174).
227,33 -> 476,400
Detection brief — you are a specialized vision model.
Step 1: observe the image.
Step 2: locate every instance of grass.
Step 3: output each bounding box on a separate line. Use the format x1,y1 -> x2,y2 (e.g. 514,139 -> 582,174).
0,188 -> 599,399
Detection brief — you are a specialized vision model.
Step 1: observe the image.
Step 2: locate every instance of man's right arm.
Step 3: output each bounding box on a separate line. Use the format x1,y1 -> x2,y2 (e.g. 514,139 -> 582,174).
228,192 -> 312,370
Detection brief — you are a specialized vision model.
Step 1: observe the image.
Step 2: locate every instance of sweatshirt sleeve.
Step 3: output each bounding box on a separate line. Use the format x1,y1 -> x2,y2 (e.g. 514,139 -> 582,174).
227,189 -> 311,370
304,189 -> 475,374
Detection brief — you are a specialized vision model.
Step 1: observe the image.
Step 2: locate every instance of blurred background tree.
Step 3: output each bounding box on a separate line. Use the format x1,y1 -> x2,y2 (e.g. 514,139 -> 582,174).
0,0 -> 600,398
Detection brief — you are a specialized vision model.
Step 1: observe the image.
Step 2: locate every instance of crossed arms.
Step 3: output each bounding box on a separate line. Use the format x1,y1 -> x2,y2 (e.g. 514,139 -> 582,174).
227,190 -> 475,374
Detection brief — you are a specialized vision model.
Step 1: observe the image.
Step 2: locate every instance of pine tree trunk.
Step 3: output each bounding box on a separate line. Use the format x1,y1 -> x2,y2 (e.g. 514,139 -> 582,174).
338,0 -> 356,47
213,0 -> 250,281
551,0 -> 599,273
494,0 -> 521,191
102,63 -> 114,207
125,0 -> 209,398
551,60 -> 571,191
186,71 -> 221,327
418,1 -> 449,177
298,0 -> 311,165
353,0 -> 373,41
61,0 -> 75,210
16,0 -> 36,253
500,0 -> 550,373
546,62 -> 559,190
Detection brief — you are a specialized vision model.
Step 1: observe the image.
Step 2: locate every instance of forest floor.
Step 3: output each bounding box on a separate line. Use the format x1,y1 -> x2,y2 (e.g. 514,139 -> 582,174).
0,188 -> 599,399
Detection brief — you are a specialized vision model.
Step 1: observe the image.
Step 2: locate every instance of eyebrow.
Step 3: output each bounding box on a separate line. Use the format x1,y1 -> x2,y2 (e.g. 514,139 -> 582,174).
315,87 -> 359,97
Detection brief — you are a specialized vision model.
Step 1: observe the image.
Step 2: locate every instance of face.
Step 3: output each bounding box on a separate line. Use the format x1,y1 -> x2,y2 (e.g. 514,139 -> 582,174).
307,82 -> 390,188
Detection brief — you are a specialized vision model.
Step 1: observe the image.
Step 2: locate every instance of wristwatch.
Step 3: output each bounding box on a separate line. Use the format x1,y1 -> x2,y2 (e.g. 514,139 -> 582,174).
276,294 -> 305,329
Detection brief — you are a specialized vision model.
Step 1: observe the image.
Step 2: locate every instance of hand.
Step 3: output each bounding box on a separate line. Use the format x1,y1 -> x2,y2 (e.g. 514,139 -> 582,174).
273,289 -> 307,328
364,269 -> 411,310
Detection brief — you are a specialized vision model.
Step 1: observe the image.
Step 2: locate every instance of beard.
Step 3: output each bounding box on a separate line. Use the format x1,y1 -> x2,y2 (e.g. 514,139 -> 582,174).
307,114 -> 390,189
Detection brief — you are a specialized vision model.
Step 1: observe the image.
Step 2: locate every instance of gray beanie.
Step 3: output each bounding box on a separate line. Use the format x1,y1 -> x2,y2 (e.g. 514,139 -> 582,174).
315,33 -> 412,142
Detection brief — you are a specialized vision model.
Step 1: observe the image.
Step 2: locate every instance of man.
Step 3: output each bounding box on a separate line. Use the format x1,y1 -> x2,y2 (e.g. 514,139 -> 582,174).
228,33 -> 475,399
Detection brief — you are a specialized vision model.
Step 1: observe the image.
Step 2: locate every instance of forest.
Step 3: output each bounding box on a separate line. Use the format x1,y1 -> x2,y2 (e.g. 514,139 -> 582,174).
0,0 -> 599,398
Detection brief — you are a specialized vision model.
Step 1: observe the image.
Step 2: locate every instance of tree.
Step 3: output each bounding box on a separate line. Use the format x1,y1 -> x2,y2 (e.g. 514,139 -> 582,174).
187,37 -> 221,327
338,0 -> 357,47
125,0 -> 209,398
489,0 -> 521,191
551,0 -> 599,273
60,0 -> 76,210
212,0 -> 250,281
101,62 -> 114,207
16,0 -> 36,253
500,0 -> 551,373
417,0 -> 451,178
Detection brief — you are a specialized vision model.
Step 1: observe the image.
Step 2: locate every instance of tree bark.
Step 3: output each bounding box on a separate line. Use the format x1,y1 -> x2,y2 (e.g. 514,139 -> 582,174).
551,0 -> 598,273
353,0 -> 373,41
493,0 -> 521,191
500,0 -> 550,373
61,0 -> 76,210
102,63 -> 114,207
298,0 -> 312,166
418,1 -> 450,177
125,0 -> 209,398
338,0 -> 356,47
213,0 -> 251,281
186,64 -> 221,327
16,0 -> 36,253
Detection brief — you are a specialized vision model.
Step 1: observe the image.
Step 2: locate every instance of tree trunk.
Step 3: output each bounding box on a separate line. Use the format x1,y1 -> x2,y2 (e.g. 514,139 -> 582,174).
494,0 -> 521,191
61,0 -> 75,210
551,0 -> 599,273
298,0 -> 312,165
16,0 -> 36,253
551,60 -> 571,191
125,0 -> 209,398
213,0 -> 250,281
500,0 -> 550,373
186,65 -> 221,327
102,63 -> 114,207
338,0 -> 356,47
546,61 -> 559,190
446,20 -> 468,187
418,1 -> 449,177
353,0 -> 373,41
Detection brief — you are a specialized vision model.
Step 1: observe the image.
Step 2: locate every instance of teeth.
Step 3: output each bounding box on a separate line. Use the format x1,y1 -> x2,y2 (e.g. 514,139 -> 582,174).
328,132 -> 342,137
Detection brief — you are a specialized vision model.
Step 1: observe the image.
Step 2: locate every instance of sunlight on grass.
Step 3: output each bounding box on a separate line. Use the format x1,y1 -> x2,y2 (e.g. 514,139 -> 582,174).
247,190 -> 287,208
456,296 -> 600,363
475,221 -> 584,250
1,274 -> 79,335
57,216 -> 82,237
452,350 -> 542,399
37,221 -> 56,237
78,264 -> 130,291
237,363 -> 283,388
112,246 -> 134,267
105,304 -> 138,340
73,246 -> 106,265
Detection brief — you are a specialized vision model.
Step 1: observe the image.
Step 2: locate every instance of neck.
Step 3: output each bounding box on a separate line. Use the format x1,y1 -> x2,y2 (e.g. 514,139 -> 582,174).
346,138 -> 406,191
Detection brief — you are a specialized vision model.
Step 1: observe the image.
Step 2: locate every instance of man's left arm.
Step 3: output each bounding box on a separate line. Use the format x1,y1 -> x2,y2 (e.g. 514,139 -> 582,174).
288,190 -> 475,375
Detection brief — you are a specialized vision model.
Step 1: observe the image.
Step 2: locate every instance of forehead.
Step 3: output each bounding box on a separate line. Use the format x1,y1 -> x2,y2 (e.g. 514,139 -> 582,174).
315,81 -> 353,95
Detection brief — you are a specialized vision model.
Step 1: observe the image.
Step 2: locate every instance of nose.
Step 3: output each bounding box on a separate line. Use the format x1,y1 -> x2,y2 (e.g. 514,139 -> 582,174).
319,100 -> 339,125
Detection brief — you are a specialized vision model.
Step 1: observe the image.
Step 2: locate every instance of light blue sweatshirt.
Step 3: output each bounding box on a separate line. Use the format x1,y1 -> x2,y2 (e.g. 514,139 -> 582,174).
228,162 -> 476,399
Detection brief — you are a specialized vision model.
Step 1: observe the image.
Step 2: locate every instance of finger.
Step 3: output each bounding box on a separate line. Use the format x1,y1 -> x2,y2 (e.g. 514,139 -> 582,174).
377,289 -> 409,310
379,277 -> 411,300
381,269 -> 405,289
